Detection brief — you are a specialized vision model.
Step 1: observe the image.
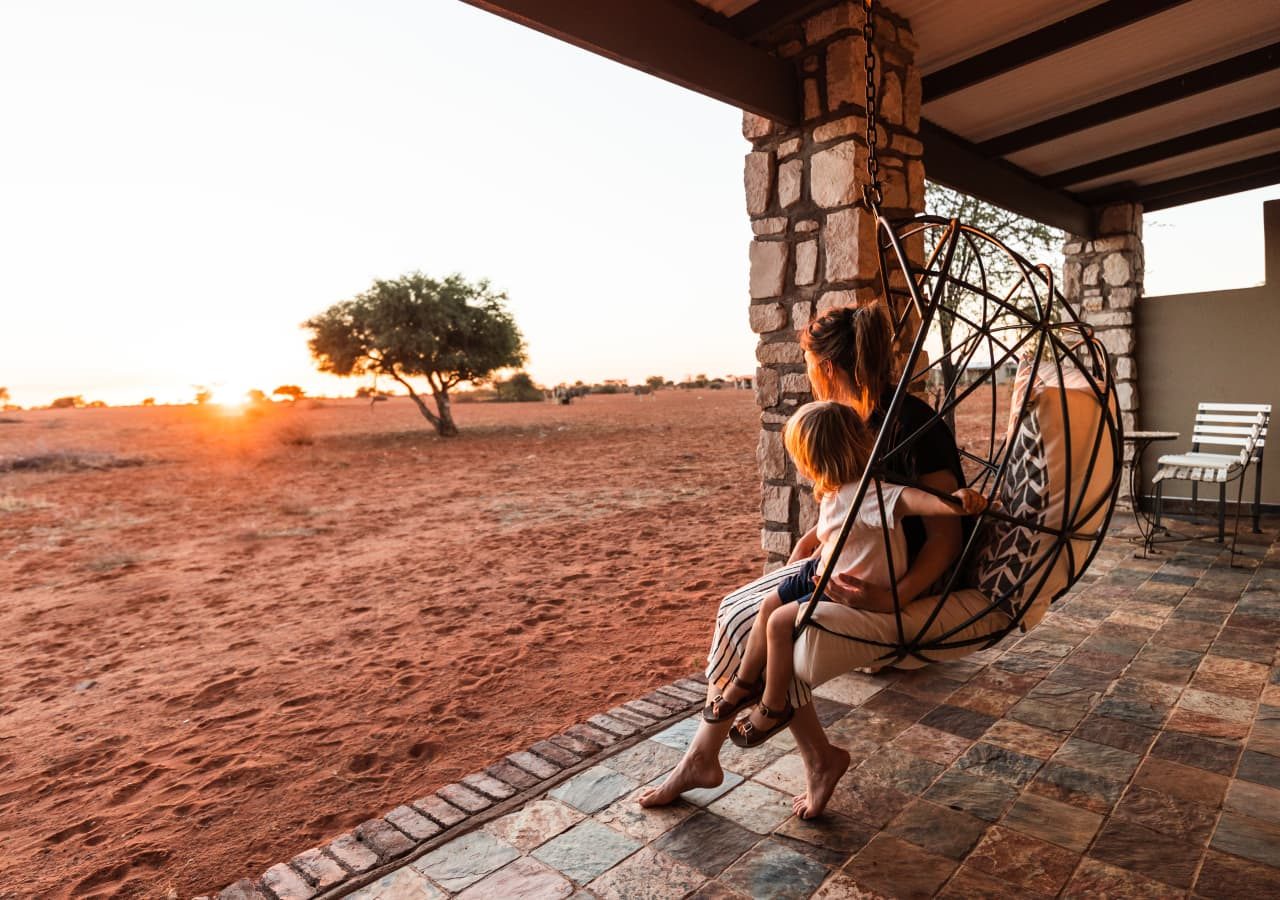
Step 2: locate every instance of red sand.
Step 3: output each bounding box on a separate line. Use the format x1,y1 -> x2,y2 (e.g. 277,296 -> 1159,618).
0,392 -> 764,897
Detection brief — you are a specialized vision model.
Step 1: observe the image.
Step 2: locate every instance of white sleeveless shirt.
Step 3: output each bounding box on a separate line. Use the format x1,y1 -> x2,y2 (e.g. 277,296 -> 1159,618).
816,480 -> 907,589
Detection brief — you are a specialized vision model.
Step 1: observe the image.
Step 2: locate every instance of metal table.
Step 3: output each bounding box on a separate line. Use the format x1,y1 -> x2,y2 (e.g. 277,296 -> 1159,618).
1124,430 -> 1179,556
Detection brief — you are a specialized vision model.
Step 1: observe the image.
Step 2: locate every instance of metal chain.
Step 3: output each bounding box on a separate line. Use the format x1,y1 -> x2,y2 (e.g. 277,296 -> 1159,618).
862,0 -> 882,206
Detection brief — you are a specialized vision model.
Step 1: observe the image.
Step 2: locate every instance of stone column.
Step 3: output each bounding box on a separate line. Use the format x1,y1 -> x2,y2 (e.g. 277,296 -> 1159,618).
743,2 -> 924,570
1063,202 -> 1144,503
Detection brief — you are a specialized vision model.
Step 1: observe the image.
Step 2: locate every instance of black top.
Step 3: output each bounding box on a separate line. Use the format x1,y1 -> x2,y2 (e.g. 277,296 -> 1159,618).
869,390 -> 968,565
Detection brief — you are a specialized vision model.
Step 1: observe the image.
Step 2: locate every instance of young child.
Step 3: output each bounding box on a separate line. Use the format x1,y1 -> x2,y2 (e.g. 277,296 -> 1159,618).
709,400 -> 986,748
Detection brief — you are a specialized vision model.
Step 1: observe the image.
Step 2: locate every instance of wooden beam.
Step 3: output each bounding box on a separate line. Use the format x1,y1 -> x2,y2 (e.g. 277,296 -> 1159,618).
978,42 -> 1280,157
923,0 -> 1193,102
459,0 -> 801,124
1044,108 -> 1280,188
920,120 -> 1094,236
1080,151 -> 1280,209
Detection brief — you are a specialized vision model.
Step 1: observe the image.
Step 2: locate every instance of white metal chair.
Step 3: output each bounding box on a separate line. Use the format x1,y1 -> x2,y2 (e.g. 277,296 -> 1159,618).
1152,403 -> 1270,544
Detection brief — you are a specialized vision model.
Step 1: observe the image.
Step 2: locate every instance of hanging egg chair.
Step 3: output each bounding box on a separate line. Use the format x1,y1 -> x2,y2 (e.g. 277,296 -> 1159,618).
793,1 -> 1123,668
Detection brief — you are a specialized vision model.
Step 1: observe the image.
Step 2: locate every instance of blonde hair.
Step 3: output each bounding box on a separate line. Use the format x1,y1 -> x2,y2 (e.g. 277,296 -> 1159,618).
783,401 -> 873,499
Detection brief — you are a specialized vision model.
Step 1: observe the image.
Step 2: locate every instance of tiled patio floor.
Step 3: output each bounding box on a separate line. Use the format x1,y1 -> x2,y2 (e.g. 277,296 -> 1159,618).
348,514 -> 1280,899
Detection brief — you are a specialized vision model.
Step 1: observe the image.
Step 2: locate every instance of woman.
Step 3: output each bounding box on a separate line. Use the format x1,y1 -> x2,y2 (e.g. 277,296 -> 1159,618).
639,304 -> 1010,818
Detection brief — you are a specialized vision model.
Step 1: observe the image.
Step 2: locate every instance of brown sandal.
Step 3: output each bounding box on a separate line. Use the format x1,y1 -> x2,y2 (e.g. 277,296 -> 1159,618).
703,673 -> 763,723
728,700 -> 795,748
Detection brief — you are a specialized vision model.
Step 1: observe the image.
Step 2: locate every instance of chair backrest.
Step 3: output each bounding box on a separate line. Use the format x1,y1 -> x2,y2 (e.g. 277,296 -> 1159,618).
1192,402 -> 1270,462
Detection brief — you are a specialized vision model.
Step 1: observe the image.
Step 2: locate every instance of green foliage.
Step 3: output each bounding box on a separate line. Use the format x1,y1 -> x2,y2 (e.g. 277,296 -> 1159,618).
193,387 -> 214,405
305,273 -> 525,436
50,395 -> 84,409
645,375 -> 664,390
494,372 -> 543,402
141,397 -> 155,407
273,385 -> 305,401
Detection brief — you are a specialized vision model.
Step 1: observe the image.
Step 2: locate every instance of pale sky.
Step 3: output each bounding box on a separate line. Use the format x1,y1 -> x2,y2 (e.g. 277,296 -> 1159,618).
1,1 -> 1276,408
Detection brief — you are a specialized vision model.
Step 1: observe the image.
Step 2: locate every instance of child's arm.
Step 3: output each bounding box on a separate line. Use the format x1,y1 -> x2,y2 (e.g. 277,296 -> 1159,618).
897,486 -> 988,518
788,525 -> 821,562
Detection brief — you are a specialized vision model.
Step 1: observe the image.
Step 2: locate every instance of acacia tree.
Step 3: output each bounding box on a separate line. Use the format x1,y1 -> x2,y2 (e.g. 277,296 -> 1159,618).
305,273 -> 525,436
924,183 -> 1062,394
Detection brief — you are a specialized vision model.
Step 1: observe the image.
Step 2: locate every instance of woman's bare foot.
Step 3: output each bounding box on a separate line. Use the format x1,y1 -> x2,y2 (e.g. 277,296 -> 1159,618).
792,745 -> 850,819
637,750 -> 723,808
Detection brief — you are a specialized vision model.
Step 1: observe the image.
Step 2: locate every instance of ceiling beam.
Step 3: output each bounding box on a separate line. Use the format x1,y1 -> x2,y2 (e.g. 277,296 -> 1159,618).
724,0 -> 840,42
460,0 -> 801,124
923,0 -> 1193,102
977,42 -> 1280,157
1080,150 -> 1280,208
920,120 -> 1094,236
1044,107 -> 1280,188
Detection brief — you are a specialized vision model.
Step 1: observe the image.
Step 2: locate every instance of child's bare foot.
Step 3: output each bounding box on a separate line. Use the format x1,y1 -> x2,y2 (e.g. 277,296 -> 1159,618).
638,750 -> 722,808
792,745 -> 850,819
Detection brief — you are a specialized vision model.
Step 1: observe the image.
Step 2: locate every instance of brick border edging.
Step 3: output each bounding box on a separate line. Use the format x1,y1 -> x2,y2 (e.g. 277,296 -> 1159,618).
208,675 -> 709,900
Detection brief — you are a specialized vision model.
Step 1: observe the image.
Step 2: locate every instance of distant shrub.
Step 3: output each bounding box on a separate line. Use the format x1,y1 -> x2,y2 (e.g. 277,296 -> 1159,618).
495,372 -> 544,402
50,396 -> 84,409
275,422 -> 314,446
273,385 -> 305,402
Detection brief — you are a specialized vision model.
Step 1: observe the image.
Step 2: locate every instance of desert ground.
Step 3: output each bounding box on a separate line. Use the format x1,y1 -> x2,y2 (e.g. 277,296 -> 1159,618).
0,391 -> 769,897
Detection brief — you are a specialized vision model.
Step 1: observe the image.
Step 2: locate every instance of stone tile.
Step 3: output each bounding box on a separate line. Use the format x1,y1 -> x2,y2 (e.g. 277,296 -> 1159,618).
952,742 -> 1042,786
290,849 -> 346,892
937,865 -> 1038,899
947,684 -> 1021,717
1051,737 -> 1141,781
327,834 -> 379,874
1224,777 -> 1280,826
355,819 -> 415,861
593,786 -> 695,843
810,871 -> 894,899
678,769 -> 745,807
980,719 -> 1064,760
549,767 -> 639,815
855,748 -> 943,795
586,847 -> 704,900
1178,687 -> 1255,723
1093,697 -> 1170,730
455,857 -> 574,900
1211,811 -> 1280,868
412,830 -> 520,892
719,839 -> 830,900
1062,856 -> 1183,898
863,688 -> 938,722
1104,675 -> 1182,707
885,799 -> 988,859
1194,848 -> 1280,899
261,864 -> 316,900
1150,730 -> 1241,775
828,706 -> 915,744
1131,757 -> 1229,807
485,799 -> 586,852
752,752 -> 808,796
1114,785 -> 1217,846
706,780 -> 793,834
1072,714 -> 1157,755
436,783 -> 492,815
601,740 -> 685,784
384,805 -> 441,841
895,672 -> 965,705
888,724 -> 973,766
411,795 -> 468,829
1237,749 -> 1280,789
965,825 -> 1079,895
346,867 -> 447,900
652,811 -> 761,878
1166,707 -> 1250,740
1000,791 -> 1102,852
715,735 -> 790,777
813,671 -> 889,707
920,704 -> 996,740
827,777 -> 912,827
922,771 -> 1018,822
1064,648 -> 1130,677
1026,679 -> 1102,710
845,834 -> 958,899
815,696 -> 854,725
1026,763 -> 1123,814
1189,655 -> 1269,700
532,819 -> 641,885
650,717 -> 699,752
1088,818 -> 1201,888
969,666 -> 1042,696
684,882 -> 749,899
775,811 -> 875,859
1127,645 -> 1201,685
1007,698 -> 1085,733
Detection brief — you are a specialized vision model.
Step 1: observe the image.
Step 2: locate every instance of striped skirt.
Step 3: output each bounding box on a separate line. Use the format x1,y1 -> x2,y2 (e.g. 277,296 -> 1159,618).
706,559 -> 815,709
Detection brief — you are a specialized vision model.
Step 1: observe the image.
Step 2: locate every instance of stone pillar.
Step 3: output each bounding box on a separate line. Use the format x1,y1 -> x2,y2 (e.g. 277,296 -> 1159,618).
743,2 -> 923,570
1063,202 -> 1144,503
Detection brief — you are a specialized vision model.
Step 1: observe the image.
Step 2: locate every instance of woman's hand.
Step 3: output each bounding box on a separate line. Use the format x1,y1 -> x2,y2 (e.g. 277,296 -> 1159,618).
815,571 -> 896,612
950,488 -> 989,516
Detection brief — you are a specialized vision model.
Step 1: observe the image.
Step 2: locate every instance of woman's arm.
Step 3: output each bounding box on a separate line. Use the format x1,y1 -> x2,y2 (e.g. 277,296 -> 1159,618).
825,469 -> 963,610
899,486 -> 987,518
